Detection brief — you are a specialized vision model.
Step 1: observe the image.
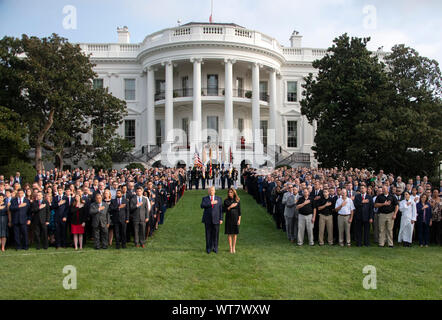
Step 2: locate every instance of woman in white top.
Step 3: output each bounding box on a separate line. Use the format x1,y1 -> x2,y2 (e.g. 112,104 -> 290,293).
398,191 -> 417,247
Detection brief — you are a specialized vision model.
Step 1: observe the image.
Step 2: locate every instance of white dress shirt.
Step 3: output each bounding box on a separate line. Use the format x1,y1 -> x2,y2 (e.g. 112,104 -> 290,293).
335,197 -> 355,215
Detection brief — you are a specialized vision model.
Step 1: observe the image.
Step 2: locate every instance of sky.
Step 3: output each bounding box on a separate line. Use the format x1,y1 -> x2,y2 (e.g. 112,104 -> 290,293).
0,0 -> 441,63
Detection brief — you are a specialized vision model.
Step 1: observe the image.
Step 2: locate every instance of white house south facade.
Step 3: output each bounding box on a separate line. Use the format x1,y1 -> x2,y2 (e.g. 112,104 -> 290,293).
79,23 -> 328,168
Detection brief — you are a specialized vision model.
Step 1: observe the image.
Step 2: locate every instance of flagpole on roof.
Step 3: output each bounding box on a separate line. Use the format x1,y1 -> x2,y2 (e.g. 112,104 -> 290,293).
210,0 -> 213,23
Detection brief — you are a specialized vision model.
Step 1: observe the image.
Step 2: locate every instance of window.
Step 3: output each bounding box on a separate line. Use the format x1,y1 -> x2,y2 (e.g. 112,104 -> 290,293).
206,116 -> 218,142
156,119 -> 164,146
237,118 -> 244,133
287,120 -> 297,148
236,77 -> 243,97
155,80 -> 165,100
259,81 -> 268,101
260,120 -> 268,147
287,81 -> 297,102
182,118 -> 189,147
125,120 -> 136,147
93,78 -> 103,89
124,79 -> 136,100
207,74 -> 218,95
181,76 -> 190,97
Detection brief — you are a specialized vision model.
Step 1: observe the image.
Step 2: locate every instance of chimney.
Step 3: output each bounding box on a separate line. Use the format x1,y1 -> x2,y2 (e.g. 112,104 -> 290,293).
117,26 -> 130,44
290,30 -> 302,48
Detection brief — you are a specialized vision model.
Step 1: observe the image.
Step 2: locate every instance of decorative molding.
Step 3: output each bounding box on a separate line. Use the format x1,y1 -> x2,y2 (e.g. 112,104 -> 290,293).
190,57 -> 203,64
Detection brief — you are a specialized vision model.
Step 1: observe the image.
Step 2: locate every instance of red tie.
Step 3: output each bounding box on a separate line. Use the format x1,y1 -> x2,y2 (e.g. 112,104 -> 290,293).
211,196 -> 213,208
362,194 -> 365,200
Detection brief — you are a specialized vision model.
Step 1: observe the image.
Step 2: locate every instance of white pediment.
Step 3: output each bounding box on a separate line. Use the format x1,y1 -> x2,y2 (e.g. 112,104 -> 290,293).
126,107 -> 142,115
279,109 -> 302,117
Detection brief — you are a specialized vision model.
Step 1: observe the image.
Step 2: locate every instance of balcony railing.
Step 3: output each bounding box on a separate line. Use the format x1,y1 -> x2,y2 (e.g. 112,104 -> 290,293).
155,91 -> 165,101
173,88 -> 193,98
201,87 -> 225,96
154,88 -> 269,101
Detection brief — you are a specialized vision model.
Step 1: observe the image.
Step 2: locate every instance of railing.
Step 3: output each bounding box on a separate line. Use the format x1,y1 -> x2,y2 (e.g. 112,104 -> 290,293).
260,91 -> 269,102
119,44 -> 141,51
146,145 -> 161,162
201,87 -> 225,96
173,88 -> 193,98
173,27 -> 191,36
87,44 -> 109,51
203,26 -> 223,34
155,91 -> 165,101
273,144 -> 310,167
154,88 -> 269,101
236,143 -> 254,151
233,88 -> 245,98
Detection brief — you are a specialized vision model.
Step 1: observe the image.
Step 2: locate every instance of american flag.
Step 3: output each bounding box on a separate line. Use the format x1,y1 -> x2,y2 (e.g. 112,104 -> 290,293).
194,147 -> 203,167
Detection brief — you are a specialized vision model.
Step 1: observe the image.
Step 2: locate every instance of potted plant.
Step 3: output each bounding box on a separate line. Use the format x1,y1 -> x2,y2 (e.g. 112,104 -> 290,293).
245,91 -> 252,98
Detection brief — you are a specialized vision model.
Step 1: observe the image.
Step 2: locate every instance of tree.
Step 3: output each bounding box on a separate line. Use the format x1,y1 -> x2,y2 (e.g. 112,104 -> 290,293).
301,34 -> 390,168
86,137 -> 133,171
382,45 -> 442,177
301,34 -> 442,178
44,82 -> 127,170
0,33 -> 127,171
0,106 -> 29,166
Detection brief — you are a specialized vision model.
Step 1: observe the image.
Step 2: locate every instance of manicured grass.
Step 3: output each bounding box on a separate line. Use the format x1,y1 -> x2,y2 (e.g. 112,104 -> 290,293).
0,189 -> 441,299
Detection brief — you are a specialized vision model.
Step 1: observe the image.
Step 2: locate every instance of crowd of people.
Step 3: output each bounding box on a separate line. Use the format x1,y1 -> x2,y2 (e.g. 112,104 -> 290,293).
1,164 -> 441,252
0,167 -> 186,251
186,165 -> 239,190
243,166 -> 442,248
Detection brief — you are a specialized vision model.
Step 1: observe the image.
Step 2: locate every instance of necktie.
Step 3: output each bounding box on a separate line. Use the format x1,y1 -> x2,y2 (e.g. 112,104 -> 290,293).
211,196 -> 214,208
362,194 -> 365,200
19,198 -> 21,205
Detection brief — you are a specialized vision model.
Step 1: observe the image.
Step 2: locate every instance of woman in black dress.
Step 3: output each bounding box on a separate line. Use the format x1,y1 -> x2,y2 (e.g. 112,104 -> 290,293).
0,193 -> 10,252
223,187 -> 241,254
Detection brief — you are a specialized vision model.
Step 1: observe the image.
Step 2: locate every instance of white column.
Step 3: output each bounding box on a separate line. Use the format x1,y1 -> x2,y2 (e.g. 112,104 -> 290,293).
224,58 -> 235,161
269,68 -> 277,133
252,62 -> 262,154
164,61 -> 173,145
147,67 -> 156,149
191,57 -> 202,148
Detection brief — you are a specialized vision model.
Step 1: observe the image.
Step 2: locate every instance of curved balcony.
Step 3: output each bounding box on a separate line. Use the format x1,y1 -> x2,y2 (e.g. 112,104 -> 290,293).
154,87 -> 269,103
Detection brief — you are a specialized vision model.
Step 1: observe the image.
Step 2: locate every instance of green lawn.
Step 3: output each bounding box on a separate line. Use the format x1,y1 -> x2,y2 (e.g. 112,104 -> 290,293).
0,189 -> 441,299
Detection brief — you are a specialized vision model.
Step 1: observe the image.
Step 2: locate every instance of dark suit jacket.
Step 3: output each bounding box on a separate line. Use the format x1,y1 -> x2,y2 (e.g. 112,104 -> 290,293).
9,197 -> 31,225
354,194 -> 374,222
69,204 -> 88,225
110,197 -> 129,224
30,199 -> 50,225
52,195 -> 69,222
89,202 -> 110,228
416,202 -> 432,224
201,195 -> 223,224
130,196 -> 149,223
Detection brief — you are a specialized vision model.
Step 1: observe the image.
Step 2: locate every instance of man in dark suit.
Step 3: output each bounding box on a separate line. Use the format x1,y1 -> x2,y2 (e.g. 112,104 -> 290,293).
109,189 -> 129,249
52,187 -> 68,249
13,172 -> 22,186
220,169 -> 226,189
200,186 -> 223,254
9,189 -> 31,250
89,193 -> 110,249
30,191 -> 50,249
130,187 -> 150,248
353,185 -> 374,246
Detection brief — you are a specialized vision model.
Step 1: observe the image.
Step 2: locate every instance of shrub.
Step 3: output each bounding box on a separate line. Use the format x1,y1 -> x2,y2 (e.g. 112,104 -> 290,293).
126,162 -> 146,171
275,164 -> 292,170
0,158 -> 36,185
245,91 -> 252,98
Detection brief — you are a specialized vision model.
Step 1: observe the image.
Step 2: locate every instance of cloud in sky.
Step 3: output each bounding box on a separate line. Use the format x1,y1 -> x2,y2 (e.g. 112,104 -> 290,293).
0,0 -> 440,63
